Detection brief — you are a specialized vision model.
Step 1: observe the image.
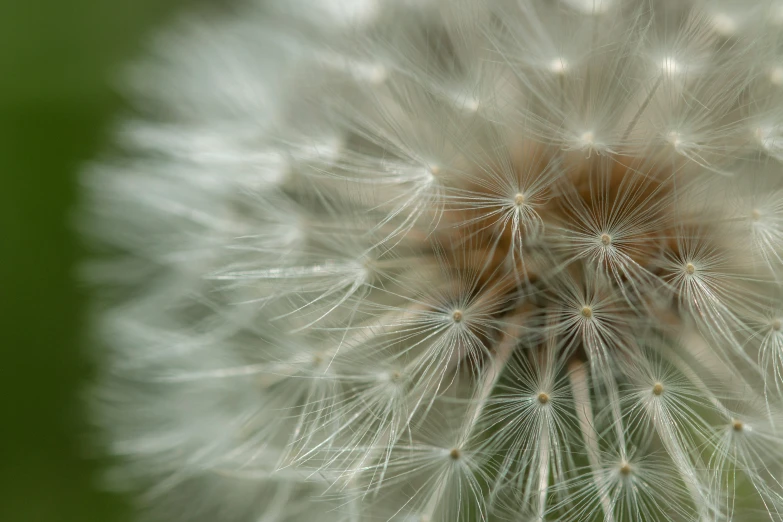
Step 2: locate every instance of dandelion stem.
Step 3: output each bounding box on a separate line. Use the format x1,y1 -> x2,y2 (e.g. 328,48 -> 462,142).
465,313 -> 526,431
536,428 -> 550,522
568,358 -> 615,522
622,74 -> 663,142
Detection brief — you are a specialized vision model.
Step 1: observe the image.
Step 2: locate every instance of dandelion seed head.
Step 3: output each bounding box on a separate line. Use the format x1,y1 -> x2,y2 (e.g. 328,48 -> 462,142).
562,0 -> 613,15
457,95 -> 480,113
306,0 -> 381,27
770,66 -> 783,86
547,57 -> 569,75
771,3 -> 783,26
84,1 -> 783,520
666,130 -> 683,148
754,124 -> 783,153
711,12 -> 738,36
660,56 -> 681,76
335,58 -> 388,84
578,130 -> 596,150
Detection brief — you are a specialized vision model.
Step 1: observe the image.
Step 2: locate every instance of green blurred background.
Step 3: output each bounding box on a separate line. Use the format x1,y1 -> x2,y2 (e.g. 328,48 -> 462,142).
0,3 -> 185,520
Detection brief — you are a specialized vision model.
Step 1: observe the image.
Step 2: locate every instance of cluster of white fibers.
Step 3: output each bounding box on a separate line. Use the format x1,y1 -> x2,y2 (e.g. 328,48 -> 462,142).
82,0 -> 783,520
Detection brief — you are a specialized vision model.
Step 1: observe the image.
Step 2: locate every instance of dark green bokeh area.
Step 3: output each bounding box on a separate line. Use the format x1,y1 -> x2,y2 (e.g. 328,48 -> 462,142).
0,3 -> 183,520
